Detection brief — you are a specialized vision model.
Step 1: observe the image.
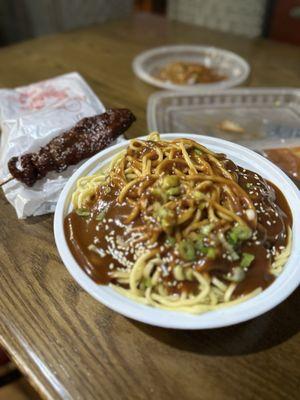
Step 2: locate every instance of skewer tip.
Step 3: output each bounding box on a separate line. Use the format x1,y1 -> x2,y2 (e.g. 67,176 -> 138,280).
0,175 -> 14,187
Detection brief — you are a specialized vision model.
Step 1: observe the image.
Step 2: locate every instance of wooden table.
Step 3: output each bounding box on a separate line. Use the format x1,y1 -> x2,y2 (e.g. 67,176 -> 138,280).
0,13 -> 299,400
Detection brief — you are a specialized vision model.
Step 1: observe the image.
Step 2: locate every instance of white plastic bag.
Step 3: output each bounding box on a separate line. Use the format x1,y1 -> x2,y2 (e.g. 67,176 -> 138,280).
0,72 -> 105,218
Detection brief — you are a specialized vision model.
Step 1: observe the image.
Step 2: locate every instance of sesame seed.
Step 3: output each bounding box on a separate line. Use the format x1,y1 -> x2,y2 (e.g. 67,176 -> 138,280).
246,209 -> 255,221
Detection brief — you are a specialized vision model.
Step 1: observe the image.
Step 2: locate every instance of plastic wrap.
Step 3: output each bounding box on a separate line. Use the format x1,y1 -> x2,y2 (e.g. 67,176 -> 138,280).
0,72 -> 106,218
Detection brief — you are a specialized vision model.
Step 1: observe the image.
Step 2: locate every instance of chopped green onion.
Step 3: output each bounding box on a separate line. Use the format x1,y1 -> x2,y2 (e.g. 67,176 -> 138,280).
193,191 -> 206,201
76,208 -> 90,218
228,223 -> 252,245
103,186 -> 111,195
200,224 -> 214,235
161,219 -> 172,232
195,241 -> 217,259
217,232 -> 239,261
173,265 -> 185,281
194,148 -> 202,155
197,245 -> 207,255
156,206 -> 170,219
225,267 -> 246,282
152,188 -> 167,202
185,268 -> 194,281
198,202 -> 206,211
166,187 -> 181,196
240,252 -> 255,269
193,234 -> 204,250
155,206 -> 176,232
206,247 -> 217,259
178,239 -> 196,261
166,236 -> 176,246
153,202 -> 161,213
95,210 -> 106,221
193,233 -> 217,259
162,175 -> 180,189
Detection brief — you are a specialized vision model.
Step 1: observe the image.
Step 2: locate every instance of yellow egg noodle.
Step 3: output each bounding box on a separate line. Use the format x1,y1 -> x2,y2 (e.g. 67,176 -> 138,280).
70,133 -> 291,314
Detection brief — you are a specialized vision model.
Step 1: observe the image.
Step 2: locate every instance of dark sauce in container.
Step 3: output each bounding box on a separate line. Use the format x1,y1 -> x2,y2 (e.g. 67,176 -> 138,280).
263,147 -> 300,188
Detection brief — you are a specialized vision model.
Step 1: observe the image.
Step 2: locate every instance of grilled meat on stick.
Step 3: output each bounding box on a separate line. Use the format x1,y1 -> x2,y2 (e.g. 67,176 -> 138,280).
6,108 -> 136,187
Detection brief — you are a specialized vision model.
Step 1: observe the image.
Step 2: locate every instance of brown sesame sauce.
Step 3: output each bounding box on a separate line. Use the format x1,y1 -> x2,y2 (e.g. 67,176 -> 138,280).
64,185 -> 139,284
263,147 -> 300,188
64,159 -> 292,297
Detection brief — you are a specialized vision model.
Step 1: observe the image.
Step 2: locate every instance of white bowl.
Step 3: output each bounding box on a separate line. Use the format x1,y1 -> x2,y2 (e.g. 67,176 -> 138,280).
132,45 -> 250,91
54,134 -> 300,329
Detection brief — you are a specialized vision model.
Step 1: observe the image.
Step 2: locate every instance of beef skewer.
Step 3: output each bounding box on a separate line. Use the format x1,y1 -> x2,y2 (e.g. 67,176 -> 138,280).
1,108 -> 135,187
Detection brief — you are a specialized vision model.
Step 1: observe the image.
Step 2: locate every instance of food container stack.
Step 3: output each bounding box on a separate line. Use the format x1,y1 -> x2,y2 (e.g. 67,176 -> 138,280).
147,88 -> 300,188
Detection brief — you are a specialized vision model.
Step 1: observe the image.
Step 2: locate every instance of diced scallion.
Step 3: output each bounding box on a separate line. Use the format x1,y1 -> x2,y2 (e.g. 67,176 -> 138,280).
240,252 -> 255,269
200,224 -> 214,235
194,148 -> 202,155
76,208 -> 90,218
173,265 -> 185,281
196,243 -> 217,259
206,247 -> 217,259
162,175 -> 180,189
178,239 -> 196,261
166,236 -> 176,246
226,267 -> 245,282
228,223 -> 252,245
166,187 -> 181,196
152,187 -> 167,202
185,268 -> 194,281
193,191 -> 206,201
194,234 -> 204,251
156,207 -> 173,220
96,210 -> 106,221
154,206 -> 176,232
217,232 -> 239,261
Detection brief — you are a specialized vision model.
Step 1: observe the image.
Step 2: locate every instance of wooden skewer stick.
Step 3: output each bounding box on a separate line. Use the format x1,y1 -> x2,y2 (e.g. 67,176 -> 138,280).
0,175 -> 14,187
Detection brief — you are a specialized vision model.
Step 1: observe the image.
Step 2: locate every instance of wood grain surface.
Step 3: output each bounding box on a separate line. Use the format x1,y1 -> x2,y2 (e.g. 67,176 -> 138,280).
0,13 -> 299,400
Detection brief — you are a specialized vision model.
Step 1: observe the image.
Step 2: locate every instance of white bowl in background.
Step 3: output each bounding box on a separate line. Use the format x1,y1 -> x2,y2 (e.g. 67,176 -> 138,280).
54,134 -> 300,329
132,45 -> 250,91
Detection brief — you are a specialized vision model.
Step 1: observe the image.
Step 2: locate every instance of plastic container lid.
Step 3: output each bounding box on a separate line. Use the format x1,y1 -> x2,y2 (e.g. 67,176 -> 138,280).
147,87 -> 300,147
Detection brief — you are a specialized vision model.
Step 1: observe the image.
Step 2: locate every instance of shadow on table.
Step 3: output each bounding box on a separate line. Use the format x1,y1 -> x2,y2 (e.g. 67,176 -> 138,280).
130,288 -> 300,356
22,214 -> 53,225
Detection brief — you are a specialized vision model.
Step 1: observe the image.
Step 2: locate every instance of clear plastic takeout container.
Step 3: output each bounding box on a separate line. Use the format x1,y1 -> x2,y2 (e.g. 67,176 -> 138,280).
133,45 -> 250,91
147,87 -> 300,186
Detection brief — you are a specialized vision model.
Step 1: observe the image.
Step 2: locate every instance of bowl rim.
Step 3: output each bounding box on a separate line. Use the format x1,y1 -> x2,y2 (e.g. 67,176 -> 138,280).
54,134 -> 300,329
132,44 -> 250,91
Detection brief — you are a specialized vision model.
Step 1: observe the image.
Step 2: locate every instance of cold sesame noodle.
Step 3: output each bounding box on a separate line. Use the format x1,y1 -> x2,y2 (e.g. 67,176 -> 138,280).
64,133 -> 292,314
